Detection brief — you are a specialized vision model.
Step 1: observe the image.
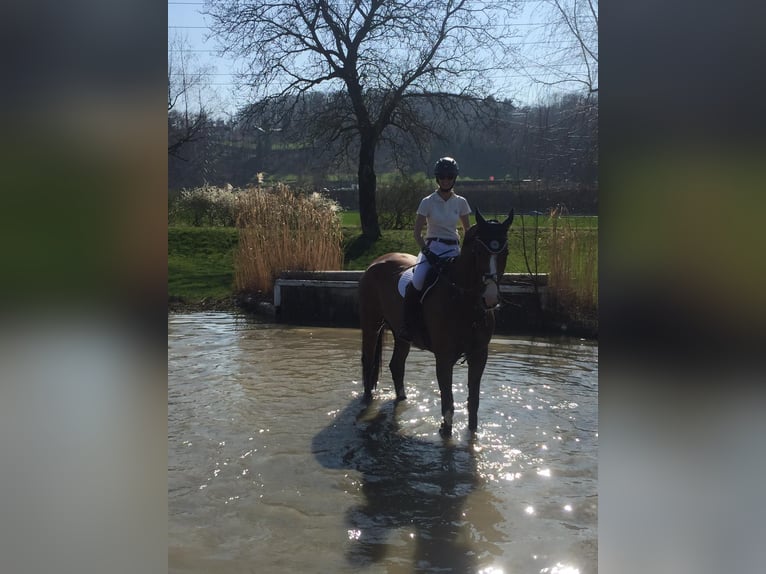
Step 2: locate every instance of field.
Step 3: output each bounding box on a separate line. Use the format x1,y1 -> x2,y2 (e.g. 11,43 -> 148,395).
168,211 -> 597,303
340,211 -> 597,229
168,226 -> 239,301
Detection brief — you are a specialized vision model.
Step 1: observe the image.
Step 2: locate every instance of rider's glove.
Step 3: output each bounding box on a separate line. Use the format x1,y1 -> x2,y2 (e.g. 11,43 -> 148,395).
422,247 -> 441,266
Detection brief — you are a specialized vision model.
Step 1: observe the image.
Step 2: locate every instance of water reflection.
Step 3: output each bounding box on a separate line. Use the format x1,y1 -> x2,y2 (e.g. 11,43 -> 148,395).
313,398 -> 505,571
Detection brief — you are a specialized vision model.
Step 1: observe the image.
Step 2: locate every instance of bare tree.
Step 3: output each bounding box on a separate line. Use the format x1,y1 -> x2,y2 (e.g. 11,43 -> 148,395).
168,33 -> 212,159
205,0 -> 521,239
522,0 -> 598,97
511,0 -> 597,191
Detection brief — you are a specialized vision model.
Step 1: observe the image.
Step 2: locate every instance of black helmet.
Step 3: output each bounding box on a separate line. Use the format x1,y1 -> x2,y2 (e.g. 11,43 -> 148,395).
434,157 -> 459,178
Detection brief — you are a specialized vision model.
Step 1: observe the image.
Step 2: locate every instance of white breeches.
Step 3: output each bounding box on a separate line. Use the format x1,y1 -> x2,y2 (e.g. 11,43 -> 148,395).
412,242 -> 460,290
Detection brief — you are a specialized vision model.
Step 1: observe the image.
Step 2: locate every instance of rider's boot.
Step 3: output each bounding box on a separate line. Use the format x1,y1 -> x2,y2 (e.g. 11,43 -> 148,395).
398,283 -> 421,343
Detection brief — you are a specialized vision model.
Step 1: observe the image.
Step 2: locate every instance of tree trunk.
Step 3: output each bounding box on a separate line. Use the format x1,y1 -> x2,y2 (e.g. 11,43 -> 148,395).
357,135 -> 381,239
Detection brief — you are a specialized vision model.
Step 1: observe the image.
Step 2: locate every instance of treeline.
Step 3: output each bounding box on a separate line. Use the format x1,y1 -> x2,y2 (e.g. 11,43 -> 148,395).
169,91 -> 597,193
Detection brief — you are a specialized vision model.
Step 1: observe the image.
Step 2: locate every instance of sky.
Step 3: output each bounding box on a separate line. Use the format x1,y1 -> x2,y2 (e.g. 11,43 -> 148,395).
168,0 -> 597,118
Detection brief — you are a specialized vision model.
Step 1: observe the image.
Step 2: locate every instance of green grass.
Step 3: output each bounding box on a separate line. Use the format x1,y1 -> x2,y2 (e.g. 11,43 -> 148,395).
169,216 -> 597,302
340,210 -> 595,229
340,211 -> 361,226
271,142 -> 311,150
340,227 -> 577,273
515,214 -> 597,228
168,227 -> 238,300
338,211 -> 596,272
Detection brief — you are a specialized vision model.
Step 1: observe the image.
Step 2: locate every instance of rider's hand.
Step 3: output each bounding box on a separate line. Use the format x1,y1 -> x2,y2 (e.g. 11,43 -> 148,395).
422,247 -> 440,266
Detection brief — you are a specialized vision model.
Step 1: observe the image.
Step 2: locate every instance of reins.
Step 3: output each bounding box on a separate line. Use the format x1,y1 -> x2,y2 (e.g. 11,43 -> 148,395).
396,224 -> 510,307
434,238 -> 508,305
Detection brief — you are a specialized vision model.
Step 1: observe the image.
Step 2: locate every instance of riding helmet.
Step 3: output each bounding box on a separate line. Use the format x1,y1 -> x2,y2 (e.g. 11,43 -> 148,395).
434,157 -> 459,178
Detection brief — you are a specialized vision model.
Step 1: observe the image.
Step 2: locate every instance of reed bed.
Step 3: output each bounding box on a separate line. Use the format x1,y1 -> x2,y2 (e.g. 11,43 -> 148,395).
546,206 -> 598,325
234,184 -> 343,295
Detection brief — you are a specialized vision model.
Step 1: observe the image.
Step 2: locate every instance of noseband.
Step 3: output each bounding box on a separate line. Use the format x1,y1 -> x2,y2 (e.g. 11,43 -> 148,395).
475,237 -> 508,281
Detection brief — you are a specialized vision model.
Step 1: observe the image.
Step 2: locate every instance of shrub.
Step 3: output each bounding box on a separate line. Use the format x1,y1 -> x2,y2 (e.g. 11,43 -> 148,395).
545,205 -> 598,326
170,184 -> 241,226
376,173 -> 429,230
234,184 -> 343,295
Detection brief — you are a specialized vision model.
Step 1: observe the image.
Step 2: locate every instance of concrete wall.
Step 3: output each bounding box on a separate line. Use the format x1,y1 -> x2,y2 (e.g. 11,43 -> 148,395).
273,270 -> 549,334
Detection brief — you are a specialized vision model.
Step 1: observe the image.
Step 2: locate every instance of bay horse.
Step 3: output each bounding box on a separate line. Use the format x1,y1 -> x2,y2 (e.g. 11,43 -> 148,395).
358,208 -> 514,436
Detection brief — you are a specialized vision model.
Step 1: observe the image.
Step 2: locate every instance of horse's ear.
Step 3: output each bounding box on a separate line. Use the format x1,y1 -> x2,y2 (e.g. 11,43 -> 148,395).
502,209 -> 514,230
475,208 -> 487,226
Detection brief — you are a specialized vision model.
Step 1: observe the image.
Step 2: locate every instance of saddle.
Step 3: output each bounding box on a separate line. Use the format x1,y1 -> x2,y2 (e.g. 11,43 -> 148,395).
403,258 -> 455,351
398,255 -> 456,346
420,257 -> 454,303
419,266 -> 441,303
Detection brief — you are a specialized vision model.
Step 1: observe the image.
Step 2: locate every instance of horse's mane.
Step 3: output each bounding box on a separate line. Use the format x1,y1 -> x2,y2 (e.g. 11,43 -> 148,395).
462,224 -> 479,248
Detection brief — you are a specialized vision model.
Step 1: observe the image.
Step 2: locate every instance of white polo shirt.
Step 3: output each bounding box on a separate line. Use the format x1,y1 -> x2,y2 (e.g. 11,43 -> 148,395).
416,191 -> 472,242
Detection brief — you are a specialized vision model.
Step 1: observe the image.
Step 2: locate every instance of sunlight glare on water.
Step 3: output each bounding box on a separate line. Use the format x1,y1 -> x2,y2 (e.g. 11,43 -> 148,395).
540,563 -> 581,574
169,313 -> 597,573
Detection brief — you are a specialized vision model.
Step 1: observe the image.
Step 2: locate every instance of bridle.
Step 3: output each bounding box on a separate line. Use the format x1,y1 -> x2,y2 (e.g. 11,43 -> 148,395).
429,233 -> 508,311
474,236 -> 508,299
409,225 -> 509,311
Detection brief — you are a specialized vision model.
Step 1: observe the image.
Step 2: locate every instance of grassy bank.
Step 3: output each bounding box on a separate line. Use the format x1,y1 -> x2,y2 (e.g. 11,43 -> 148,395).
169,182 -> 596,333
168,226 -> 239,302
168,225 -> 420,303
341,211 -> 597,229
169,213 -> 596,300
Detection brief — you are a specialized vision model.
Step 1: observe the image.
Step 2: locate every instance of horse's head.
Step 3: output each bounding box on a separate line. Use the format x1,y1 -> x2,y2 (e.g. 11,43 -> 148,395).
463,207 -> 514,309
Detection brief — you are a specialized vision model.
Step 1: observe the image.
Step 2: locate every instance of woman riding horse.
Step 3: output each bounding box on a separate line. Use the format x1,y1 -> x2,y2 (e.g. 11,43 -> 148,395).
400,156 -> 471,342
358,207 -> 514,436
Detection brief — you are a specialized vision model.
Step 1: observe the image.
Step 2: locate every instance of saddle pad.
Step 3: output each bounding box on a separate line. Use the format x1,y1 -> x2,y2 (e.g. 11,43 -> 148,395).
398,266 -> 439,299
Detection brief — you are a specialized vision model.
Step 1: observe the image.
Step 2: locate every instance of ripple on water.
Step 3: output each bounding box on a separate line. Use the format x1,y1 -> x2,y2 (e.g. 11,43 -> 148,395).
169,313 -> 597,573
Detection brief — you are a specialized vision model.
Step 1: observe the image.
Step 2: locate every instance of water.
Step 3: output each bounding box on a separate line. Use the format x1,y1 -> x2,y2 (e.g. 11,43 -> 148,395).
169,313 -> 597,573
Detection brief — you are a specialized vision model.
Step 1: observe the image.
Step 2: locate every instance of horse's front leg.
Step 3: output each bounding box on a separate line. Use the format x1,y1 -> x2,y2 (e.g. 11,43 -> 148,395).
435,357 -> 455,437
389,337 -> 410,402
465,346 -> 489,432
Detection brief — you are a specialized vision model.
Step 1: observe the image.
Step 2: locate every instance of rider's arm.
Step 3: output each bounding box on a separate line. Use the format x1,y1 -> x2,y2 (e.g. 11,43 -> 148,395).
413,214 -> 427,251
459,214 -> 471,236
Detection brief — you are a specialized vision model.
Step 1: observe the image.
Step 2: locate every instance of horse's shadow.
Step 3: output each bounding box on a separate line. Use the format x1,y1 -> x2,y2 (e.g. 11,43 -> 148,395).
312,398 -> 493,572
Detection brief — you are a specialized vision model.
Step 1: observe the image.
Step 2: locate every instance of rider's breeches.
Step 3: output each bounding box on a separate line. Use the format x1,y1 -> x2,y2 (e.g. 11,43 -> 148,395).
411,242 -> 460,290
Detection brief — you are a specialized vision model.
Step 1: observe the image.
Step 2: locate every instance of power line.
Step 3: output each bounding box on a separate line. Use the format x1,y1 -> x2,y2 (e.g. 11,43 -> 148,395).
179,73 -> 589,85
170,61 -> 590,76
168,22 -> 554,29
168,37 -> 585,54
169,0 -> 551,3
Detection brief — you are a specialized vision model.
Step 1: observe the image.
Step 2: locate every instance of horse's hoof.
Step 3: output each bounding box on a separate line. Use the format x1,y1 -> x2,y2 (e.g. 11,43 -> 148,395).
439,424 -> 453,438
395,393 -> 407,403
362,391 -> 373,404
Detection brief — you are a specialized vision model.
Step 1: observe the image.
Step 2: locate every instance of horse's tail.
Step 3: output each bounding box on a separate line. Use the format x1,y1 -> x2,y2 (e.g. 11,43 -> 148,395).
371,326 -> 385,390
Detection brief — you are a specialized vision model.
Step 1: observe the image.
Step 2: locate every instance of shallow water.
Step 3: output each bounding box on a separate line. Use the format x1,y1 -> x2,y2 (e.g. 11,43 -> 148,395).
169,313 -> 597,573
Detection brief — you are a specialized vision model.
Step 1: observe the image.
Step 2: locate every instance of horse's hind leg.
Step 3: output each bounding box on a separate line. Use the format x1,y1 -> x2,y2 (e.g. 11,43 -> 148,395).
361,323 -> 383,403
389,336 -> 411,402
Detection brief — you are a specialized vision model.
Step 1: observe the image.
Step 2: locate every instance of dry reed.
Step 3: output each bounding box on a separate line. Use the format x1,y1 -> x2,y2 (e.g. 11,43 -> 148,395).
234,184 -> 343,295
546,206 -> 598,325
